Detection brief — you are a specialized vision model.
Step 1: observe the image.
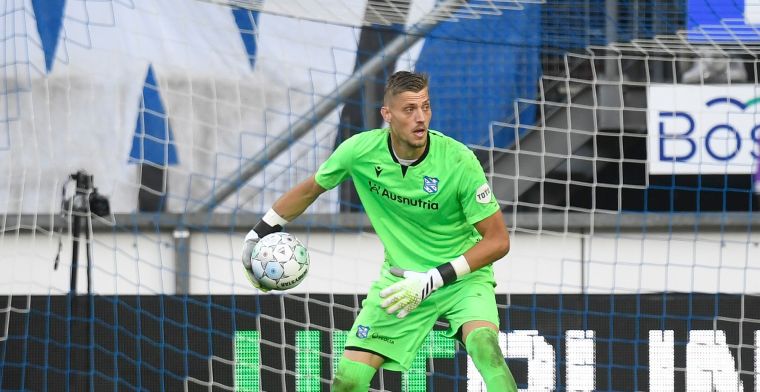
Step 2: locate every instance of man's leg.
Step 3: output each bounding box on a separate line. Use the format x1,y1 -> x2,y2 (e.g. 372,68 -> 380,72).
332,349 -> 384,392
462,321 -> 517,392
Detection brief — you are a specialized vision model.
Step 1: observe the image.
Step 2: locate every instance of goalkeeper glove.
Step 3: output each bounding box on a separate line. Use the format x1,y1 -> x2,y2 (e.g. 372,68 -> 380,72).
380,267 -> 443,318
241,229 -> 269,292
379,256 -> 470,318
241,208 -> 289,292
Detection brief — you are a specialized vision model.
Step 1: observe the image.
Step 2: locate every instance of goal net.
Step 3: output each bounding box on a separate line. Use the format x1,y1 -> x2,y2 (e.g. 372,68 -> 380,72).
1,0 -> 759,391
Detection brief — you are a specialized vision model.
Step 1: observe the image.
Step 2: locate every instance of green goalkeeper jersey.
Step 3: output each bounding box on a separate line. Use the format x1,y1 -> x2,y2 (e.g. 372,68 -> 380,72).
315,128 -> 500,280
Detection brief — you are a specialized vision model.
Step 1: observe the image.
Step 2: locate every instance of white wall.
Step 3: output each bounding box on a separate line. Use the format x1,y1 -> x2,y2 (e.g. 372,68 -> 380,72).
2,228 -> 758,295
586,231 -> 760,294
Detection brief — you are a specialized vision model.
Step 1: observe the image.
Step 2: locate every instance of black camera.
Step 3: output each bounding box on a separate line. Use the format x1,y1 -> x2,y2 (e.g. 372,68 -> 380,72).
63,170 -> 111,218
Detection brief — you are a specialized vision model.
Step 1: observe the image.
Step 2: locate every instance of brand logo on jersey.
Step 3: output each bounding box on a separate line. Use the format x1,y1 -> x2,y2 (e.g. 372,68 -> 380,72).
475,183 -> 492,204
367,180 -> 439,210
423,176 -> 439,194
357,325 -> 370,339
375,166 -> 383,177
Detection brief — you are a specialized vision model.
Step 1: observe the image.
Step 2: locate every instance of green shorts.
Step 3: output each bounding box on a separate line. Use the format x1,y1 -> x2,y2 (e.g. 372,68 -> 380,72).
344,267 -> 499,372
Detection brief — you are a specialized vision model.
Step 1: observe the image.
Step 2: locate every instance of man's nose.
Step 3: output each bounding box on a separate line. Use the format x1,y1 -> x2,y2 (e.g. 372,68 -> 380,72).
413,108 -> 425,122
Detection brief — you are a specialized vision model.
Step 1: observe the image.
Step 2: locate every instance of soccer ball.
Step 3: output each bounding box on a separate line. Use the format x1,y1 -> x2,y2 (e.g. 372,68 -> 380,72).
249,232 -> 309,290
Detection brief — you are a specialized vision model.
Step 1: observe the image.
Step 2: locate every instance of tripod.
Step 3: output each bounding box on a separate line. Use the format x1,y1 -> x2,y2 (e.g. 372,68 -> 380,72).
64,171 -> 98,392
69,186 -> 93,296
64,169 -> 109,295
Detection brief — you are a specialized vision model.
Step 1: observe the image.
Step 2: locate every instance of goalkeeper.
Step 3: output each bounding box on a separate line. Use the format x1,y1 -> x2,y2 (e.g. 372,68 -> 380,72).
242,71 -> 516,391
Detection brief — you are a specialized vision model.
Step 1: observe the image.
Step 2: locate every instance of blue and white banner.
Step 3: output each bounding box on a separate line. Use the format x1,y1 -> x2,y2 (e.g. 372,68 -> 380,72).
647,84 -> 760,174
1,0 -> 540,213
1,0 -> 362,213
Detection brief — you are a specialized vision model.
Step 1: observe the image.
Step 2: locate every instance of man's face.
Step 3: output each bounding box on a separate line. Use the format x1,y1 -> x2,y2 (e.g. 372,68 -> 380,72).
381,88 -> 432,155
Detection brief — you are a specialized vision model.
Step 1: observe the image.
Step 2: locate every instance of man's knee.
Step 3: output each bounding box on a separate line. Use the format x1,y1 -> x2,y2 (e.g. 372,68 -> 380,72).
332,356 -> 377,392
465,327 -> 517,392
332,377 -> 359,392
466,327 -> 504,368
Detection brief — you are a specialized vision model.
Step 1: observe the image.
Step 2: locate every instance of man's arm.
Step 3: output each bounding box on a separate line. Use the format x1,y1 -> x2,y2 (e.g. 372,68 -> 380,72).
461,210 -> 510,272
241,175 -> 326,291
271,175 -> 328,221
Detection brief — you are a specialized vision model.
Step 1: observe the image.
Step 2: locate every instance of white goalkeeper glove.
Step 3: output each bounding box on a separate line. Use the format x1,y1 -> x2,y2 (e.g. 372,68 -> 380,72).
379,256 -> 471,318
379,267 -> 443,318
241,229 -> 270,293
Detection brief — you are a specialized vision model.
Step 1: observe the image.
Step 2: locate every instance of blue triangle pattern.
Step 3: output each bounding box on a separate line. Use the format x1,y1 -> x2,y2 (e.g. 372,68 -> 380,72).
129,65 -> 179,165
31,0 -> 66,72
232,7 -> 259,68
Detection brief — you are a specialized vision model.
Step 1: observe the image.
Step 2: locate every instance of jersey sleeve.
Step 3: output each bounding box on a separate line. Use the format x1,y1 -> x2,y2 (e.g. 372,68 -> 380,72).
458,151 -> 500,225
314,136 -> 355,190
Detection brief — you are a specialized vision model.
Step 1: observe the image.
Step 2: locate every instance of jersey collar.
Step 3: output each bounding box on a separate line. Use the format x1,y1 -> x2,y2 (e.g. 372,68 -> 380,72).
386,131 -> 430,167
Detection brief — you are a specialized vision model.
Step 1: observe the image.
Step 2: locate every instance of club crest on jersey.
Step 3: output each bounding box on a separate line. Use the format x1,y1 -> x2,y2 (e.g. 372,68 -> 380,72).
357,325 -> 370,339
423,176 -> 438,194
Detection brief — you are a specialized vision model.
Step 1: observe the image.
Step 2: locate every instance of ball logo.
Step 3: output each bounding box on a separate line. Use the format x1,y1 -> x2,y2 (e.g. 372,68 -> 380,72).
475,183 -> 492,204
249,232 -> 310,291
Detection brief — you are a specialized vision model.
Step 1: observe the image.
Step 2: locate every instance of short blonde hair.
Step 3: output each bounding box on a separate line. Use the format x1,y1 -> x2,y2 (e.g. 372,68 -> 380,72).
384,71 -> 428,104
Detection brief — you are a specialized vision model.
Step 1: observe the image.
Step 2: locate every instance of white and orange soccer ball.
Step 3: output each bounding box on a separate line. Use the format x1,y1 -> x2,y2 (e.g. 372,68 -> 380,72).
249,232 -> 309,290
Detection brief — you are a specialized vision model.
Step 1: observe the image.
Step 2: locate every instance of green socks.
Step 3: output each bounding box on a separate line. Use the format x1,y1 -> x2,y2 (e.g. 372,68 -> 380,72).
332,356 -> 377,392
466,327 -> 518,392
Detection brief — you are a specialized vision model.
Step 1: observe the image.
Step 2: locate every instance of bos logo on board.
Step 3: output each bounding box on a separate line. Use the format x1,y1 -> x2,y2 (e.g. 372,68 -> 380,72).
647,85 -> 760,175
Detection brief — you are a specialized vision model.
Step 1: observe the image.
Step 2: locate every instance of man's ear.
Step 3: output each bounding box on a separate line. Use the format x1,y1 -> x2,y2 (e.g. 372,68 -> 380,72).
380,106 -> 390,123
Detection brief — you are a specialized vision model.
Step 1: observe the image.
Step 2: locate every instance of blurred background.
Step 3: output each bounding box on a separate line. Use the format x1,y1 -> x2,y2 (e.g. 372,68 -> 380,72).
1,0 -> 759,390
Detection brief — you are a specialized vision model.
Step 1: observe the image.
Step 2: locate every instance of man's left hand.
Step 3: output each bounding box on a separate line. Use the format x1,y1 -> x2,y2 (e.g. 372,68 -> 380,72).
379,267 -> 443,318
241,229 -> 270,293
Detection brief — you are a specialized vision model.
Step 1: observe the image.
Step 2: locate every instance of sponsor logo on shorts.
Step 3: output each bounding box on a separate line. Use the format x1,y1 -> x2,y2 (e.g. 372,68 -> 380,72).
371,333 -> 395,344
356,325 -> 370,339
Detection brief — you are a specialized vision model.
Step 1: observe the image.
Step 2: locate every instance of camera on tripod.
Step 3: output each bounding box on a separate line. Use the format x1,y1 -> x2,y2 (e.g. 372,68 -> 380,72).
56,170 -> 112,295
63,170 -> 111,218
